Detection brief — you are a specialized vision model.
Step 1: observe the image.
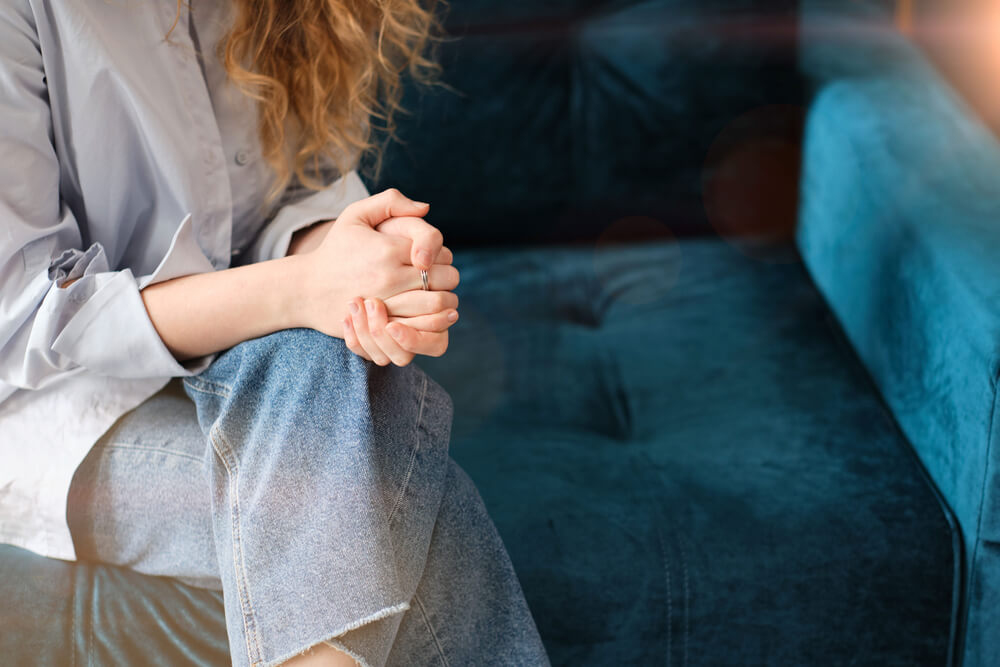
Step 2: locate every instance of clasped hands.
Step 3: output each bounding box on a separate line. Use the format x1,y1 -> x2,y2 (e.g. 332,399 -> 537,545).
287,188 -> 459,367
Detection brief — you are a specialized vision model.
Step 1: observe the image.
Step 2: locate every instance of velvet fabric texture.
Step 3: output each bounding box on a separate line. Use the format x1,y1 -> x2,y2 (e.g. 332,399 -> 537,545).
0,0 -> 966,664
798,59 -> 1000,667
1,240 -> 956,664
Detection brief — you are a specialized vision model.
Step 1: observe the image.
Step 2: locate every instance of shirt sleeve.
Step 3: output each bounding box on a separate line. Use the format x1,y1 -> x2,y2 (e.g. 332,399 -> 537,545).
244,168 -> 371,264
0,2 -> 202,391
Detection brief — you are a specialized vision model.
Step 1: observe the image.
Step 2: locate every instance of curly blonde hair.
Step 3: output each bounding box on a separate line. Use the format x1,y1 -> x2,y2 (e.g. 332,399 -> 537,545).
172,0 -> 449,202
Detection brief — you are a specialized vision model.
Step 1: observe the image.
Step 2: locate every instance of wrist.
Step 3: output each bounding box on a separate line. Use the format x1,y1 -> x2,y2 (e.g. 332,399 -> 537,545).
272,253 -> 314,331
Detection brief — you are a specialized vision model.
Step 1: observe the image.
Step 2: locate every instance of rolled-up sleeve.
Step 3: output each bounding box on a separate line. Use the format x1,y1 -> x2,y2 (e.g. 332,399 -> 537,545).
0,1 -> 198,390
245,168 -> 371,264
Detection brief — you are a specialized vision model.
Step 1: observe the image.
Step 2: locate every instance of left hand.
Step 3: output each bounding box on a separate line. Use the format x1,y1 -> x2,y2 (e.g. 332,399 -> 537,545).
342,295 -> 458,366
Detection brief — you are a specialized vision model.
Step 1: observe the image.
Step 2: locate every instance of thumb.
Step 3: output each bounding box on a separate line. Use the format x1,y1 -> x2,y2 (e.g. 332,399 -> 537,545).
342,188 -> 429,228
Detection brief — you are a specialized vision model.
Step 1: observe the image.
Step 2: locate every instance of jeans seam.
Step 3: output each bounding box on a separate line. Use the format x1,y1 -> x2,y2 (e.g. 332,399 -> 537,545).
386,372 -> 427,526
210,424 -> 267,666
93,443 -> 204,464
183,375 -> 234,400
414,591 -> 450,667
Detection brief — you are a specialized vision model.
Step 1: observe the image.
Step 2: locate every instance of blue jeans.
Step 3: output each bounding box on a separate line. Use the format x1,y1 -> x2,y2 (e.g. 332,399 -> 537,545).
66,328 -> 550,667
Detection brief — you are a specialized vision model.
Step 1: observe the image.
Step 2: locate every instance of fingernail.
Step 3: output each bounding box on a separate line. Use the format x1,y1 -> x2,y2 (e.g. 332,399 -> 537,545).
388,324 -> 403,339
447,310 -> 458,322
416,250 -> 432,268
414,201 -> 429,208
365,299 -> 375,314
348,301 -> 359,315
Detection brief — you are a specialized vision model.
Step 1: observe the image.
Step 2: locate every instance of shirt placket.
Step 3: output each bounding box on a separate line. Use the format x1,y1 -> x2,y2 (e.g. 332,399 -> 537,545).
158,0 -> 234,271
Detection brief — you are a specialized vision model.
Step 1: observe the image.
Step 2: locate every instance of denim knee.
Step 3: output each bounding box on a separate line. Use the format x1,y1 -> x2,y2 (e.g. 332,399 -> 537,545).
182,327 -> 451,479
183,328 -> 364,435
175,328 -> 464,667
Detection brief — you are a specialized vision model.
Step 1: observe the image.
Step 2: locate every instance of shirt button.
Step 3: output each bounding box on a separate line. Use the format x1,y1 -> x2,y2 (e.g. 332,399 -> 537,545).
235,150 -> 250,166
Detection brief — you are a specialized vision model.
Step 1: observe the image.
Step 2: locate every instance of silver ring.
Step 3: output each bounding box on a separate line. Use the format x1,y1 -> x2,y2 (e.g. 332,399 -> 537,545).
420,269 -> 429,291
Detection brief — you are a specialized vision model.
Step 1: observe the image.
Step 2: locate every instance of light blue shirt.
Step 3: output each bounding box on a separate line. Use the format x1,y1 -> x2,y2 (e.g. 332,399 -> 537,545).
0,0 -> 371,560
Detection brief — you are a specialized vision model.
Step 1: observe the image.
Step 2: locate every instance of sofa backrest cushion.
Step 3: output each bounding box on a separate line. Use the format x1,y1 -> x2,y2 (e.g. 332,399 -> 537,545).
360,0 -> 805,246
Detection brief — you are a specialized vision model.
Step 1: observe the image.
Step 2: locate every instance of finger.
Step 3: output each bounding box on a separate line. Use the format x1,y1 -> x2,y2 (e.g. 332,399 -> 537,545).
426,263 -> 460,291
366,298 -> 415,367
348,298 -> 391,366
388,309 -> 459,332
385,324 -> 450,358
341,316 -> 372,361
342,189 -> 430,230
383,290 -> 459,317
385,262 -> 460,296
372,216 -> 443,271
372,225 -> 453,266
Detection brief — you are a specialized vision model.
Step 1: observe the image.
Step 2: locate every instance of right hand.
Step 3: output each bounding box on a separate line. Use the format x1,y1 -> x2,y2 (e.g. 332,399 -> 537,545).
294,188 -> 460,343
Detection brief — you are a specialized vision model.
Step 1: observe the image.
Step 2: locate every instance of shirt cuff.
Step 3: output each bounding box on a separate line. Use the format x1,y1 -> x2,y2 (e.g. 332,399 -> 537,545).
50,269 -> 210,379
47,214 -> 218,380
245,169 -> 371,264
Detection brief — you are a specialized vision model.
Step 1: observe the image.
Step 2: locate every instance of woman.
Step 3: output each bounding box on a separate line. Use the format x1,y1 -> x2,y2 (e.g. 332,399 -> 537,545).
0,1 -> 550,666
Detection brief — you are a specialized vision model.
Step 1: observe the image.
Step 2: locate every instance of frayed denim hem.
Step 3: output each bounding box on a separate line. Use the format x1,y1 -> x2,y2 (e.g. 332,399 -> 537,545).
262,600 -> 410,667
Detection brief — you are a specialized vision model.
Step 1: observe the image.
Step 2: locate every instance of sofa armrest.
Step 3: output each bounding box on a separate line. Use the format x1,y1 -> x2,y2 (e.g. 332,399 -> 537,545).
797,62 -> 1000,547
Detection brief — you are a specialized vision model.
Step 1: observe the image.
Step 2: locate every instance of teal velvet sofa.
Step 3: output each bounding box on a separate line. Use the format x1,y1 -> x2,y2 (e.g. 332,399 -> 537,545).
1,1 -> 987,664
798,21 -> 1000,667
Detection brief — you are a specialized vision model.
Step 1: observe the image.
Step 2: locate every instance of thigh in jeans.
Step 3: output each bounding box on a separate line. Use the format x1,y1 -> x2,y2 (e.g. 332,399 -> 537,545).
66,377 -> 222,591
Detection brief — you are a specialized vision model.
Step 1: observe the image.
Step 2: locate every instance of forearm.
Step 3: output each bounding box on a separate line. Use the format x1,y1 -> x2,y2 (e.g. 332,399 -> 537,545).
140,254 -> 309,361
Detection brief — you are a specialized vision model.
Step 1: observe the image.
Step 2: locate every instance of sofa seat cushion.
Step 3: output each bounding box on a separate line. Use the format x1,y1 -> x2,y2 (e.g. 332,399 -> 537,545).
0,239 -> 955,665
422,238 -> 957,665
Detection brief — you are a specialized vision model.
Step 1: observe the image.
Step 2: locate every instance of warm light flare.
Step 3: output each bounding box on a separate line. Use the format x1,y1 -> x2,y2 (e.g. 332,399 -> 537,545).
903,0 -> 1000,130
895,0 -> 913,35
